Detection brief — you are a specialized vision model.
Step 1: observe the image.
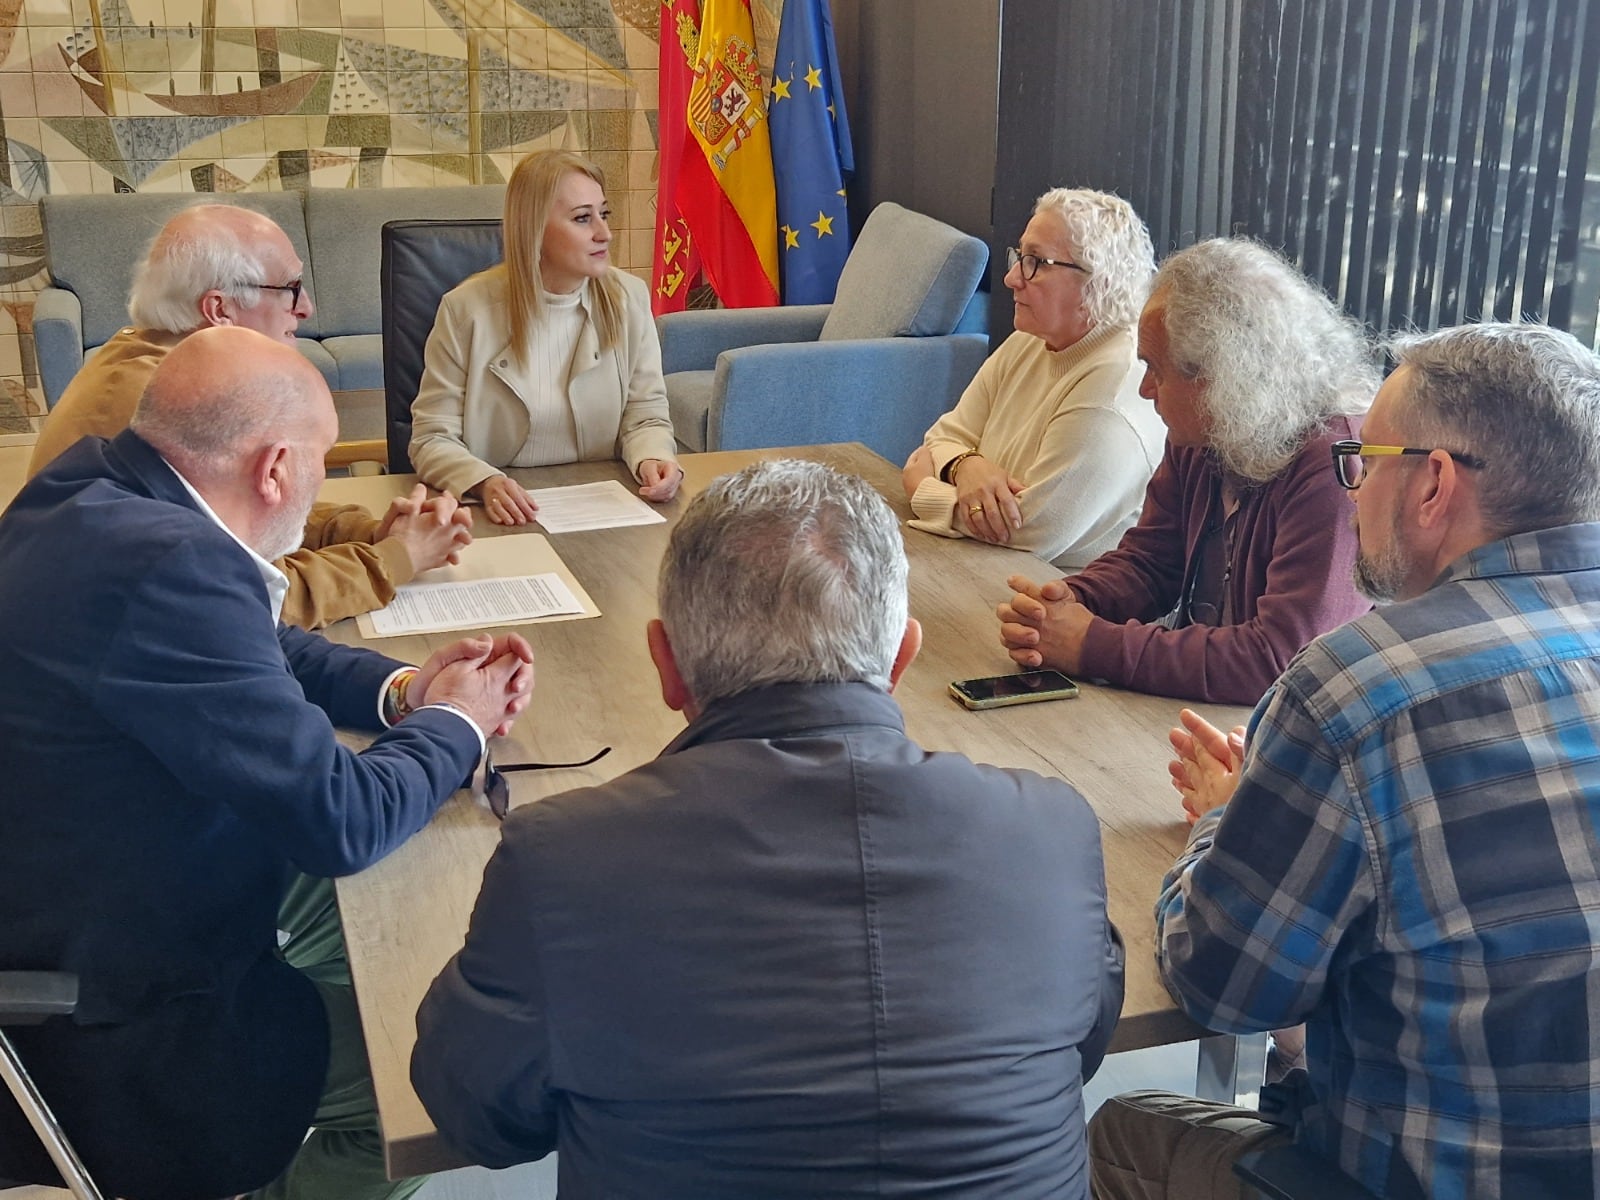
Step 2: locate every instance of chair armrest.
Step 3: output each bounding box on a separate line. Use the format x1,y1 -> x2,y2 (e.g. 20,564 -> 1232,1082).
657,304 -> 831,373
1233,1143 -> 1380,1200
0,972 -> 78,1026
31,286 -> 84,409
711,333 -> 989,464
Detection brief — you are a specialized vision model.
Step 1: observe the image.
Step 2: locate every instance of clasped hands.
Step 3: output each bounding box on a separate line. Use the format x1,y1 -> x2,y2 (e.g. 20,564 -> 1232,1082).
996,574 -> 1093,673
475,459 -> 685,526
375,483 -> 474,573
1168,708 -> 1247,826
410,633 -> 535,737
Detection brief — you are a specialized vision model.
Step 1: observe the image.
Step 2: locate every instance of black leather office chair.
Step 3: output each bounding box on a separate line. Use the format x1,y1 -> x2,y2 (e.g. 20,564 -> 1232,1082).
0,972 -> 104,1200
379,218 -> 505,473
1234,1142 -> 1380,1200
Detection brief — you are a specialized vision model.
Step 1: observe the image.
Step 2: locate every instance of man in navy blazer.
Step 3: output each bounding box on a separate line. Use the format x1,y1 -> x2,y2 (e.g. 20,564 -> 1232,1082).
412,460 -> 1125,1199
0,328 -> 533,1200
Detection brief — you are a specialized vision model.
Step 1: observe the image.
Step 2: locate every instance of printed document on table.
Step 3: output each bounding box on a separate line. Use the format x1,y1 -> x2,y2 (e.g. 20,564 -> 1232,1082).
364,575 -> 581,637
529,480 -> 667,533
356,533 -> 601,638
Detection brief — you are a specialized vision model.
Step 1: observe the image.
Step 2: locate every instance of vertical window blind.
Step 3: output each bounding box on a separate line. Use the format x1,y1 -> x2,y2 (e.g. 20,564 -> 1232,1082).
996,0 -> 1600,348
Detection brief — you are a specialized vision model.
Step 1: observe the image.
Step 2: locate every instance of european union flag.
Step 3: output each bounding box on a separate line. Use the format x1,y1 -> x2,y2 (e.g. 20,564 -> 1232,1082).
768,0 -> 854,304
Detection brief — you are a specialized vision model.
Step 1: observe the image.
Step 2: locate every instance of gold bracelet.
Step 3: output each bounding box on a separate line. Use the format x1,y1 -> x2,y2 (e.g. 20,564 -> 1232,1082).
941,450 -> 982,484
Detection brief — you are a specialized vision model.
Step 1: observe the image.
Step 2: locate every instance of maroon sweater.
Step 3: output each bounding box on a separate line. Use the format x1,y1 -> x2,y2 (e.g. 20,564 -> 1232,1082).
1069,415 -> 1370,705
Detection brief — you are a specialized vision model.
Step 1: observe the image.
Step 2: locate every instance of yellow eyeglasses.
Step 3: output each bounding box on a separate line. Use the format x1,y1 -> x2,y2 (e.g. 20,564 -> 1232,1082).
1330,439 -> 1486,490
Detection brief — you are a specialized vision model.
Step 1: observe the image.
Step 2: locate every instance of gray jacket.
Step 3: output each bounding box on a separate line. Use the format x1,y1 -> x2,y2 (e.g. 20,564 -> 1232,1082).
413,681 -> 1124,1199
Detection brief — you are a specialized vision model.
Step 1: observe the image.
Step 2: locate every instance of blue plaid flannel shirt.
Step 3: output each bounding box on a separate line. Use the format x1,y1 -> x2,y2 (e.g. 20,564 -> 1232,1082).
1157,522 -> 1600,1200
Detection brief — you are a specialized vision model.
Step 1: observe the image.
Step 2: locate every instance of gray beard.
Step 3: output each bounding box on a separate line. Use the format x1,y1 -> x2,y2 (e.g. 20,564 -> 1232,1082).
1353,539 -> 1409,603
257,498 -> 314,563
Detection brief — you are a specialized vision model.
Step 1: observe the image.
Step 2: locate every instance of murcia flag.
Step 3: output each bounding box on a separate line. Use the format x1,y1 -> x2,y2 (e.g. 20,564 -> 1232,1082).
676,0 -> 780,308
652,0 -> 703,315
769,0 -> 854,304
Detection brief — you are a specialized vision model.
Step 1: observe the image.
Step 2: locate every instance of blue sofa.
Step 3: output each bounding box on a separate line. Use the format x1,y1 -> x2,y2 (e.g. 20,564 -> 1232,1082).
33,185 -> 506,406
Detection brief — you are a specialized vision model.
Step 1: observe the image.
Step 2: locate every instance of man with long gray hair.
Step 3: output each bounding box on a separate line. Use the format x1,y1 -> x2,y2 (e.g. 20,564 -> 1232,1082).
412,459 -> 1125,1199
1000,237 -> 1377,704
1092,322 -> 1600,1197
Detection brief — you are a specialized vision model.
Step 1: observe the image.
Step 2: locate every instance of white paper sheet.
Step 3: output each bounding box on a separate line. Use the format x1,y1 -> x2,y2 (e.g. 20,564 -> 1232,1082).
353,533 -> 601,638
364,575 -> 583,637
529,480 -> 667,533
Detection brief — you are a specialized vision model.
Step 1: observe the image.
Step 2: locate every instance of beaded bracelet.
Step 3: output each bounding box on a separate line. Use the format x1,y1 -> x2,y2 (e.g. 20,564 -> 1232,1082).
383,667 -> 419,726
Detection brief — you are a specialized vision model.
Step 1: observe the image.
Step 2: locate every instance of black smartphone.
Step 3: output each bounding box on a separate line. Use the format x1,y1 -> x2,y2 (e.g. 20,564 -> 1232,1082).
948,669 -> 1080,710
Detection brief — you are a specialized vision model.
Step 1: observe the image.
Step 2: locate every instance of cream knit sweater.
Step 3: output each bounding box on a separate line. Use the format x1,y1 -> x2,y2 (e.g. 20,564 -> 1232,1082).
909,323 -> 1165,570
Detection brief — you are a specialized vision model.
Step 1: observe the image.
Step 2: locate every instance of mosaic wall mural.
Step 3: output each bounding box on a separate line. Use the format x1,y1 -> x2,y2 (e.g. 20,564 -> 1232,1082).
0,0 -> 781,431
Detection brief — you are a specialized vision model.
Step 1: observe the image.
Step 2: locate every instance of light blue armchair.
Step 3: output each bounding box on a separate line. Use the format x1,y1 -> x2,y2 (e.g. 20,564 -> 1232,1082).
658,202 -> 990,464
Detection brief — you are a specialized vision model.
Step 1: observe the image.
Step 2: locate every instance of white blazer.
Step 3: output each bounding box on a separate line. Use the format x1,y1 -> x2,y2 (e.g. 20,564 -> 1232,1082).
409,267 -> 678,498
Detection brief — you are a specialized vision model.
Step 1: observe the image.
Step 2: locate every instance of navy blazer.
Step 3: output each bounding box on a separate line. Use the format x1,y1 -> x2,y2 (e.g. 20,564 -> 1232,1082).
414,682 -> 1124,1200
0,431 -> 481,1198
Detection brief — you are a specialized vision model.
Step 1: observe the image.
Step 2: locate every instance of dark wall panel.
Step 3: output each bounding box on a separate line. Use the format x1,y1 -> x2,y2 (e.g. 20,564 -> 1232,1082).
831,0 -> 1000,244
995,0 -> 1238,338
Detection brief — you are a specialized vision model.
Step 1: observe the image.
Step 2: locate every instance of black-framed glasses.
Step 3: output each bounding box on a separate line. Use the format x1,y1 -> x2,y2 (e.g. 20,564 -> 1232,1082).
249,278 -> 306,308
1330,439 -> 1488,490
480,745 -> 612,820
1006,246 -> 1086,281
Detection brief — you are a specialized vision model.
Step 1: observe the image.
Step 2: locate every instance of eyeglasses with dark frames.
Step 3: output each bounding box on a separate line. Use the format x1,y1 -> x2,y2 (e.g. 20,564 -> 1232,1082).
249,278 -> 306,309
1330,439 -> 1487,491
480,745 -> 612,820
1005,246 -> 1086,281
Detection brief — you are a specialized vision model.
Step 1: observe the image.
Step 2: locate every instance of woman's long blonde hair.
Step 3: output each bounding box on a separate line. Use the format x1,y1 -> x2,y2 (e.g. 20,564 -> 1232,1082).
502,149 -> 625,362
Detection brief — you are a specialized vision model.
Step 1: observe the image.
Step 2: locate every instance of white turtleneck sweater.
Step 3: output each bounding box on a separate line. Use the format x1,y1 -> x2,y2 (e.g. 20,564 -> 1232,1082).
509,286 -> 587,468
909,323 -> 1165,571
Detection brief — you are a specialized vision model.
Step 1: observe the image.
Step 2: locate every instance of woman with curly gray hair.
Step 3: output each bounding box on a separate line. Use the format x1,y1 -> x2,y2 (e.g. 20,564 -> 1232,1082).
901,188 -> 1166,569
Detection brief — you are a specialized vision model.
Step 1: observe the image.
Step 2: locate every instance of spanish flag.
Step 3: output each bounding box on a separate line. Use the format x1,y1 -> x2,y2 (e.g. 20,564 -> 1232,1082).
676,0 -> 780,308
652,0 -> 704,315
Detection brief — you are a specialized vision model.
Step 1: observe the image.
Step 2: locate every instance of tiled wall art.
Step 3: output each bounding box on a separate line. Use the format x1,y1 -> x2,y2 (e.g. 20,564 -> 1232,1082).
0,0 -> 780,430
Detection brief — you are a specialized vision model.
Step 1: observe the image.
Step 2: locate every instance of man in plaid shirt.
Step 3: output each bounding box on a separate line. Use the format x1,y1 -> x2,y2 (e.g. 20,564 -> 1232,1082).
1090,322 -> 1600,1199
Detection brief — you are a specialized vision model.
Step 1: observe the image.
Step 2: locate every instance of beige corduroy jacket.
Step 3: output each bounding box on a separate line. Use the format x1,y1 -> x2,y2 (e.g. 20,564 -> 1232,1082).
26,326 -> 414,629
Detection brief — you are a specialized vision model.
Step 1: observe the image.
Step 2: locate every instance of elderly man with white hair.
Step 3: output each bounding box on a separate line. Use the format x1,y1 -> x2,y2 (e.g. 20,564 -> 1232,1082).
412,459 -> 1124,1200
999,238 -> 1378,705
27,203 -> 470,629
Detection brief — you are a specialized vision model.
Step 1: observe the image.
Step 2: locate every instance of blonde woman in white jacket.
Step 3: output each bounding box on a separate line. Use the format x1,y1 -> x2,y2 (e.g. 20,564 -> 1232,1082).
410,150 -> 682,525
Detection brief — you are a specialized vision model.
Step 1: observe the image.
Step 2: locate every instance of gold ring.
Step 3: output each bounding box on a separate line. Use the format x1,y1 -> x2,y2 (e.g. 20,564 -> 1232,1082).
969,504 -> 983,515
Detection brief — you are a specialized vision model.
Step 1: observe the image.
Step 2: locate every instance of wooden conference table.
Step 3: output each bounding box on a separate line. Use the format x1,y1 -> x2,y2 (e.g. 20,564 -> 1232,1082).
321,443 -> 1252,1179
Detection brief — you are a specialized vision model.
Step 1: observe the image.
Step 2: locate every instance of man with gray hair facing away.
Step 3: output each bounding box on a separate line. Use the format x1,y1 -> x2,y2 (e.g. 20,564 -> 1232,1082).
1000,238 -> 1377,705
1092,323 -> 1600,1198
412,459 -> 1125,1199
26,203 -> 470,628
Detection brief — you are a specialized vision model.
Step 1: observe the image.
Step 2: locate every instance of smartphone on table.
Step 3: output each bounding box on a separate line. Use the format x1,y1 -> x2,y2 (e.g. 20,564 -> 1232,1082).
948,669 -> 1080,710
